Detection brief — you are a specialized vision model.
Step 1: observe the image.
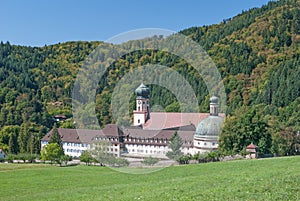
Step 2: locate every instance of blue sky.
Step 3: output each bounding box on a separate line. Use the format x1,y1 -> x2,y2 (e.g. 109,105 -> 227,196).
1,0 -> 271,47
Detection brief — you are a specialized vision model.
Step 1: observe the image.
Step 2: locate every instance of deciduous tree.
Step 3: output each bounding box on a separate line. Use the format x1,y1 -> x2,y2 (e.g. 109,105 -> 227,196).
41,143 -> 64,164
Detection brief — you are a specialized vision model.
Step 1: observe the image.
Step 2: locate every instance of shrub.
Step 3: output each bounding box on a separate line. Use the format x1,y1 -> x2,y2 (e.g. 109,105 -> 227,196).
177,155 -> 191,164
6,154 -> 16,163
141,157 -> 160,166
113,158 -> 129,167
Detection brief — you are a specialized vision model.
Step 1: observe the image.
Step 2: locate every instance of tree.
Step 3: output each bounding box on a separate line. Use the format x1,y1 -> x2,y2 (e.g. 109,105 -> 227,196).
59,155 -> 72,166
80,151 -> 94,165
49,124 -> 64,155
204,151 -> 220,162
90,140 -> 115,166
177,154 -> 191,164
40,143 -> 64,164
1,125 -> 20,154
49,124 -> 61,145
166,131 -> 183,161
112,157 -> 129,167
272,127 -> 300,156
89,140 -> 129,167
165,102 -> 180,112
219,106 -> 272,155
9,131 -> 19,154
18,123 -> 30,153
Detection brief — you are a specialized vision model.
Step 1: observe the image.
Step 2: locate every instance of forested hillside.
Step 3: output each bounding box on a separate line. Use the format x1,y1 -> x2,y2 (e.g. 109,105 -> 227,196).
0,0 -> 299,156
181,0 -> 300,155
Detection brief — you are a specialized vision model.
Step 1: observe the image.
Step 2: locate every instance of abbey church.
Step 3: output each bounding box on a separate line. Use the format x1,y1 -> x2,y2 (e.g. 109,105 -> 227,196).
41,83 -> 225,158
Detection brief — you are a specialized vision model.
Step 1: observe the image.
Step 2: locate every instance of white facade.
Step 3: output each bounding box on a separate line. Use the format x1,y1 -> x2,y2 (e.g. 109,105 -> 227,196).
93,136 -> 122,157
63,142 -> 90,157
133,97 -> 150,126
41,141 -> 90,158
133,112 -> 147,126
193,136 -> 219,154
135,98 -> 149,112
124,143 -> 170,158
41,140 -> 122,158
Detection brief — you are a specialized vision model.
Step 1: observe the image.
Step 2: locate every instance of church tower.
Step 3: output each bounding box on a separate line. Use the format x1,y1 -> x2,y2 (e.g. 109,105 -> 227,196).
193,96 -> 224,154
133,83 -> 150,126
209,96 -> 219,116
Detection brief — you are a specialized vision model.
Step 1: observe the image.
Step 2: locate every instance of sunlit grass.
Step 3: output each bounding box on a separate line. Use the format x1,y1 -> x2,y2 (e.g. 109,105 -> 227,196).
0,156 -> 299,200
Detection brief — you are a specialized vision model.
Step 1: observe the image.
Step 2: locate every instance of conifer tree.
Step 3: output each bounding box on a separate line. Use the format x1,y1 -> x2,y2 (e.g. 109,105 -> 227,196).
18,123 -> 30,153
9,131 -> 18,154
166,131 -> 183,160
49,124 -> 64,155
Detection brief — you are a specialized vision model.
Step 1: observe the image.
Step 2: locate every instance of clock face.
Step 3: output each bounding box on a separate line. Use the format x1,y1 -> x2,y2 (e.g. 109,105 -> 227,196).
138,100 -> 141,104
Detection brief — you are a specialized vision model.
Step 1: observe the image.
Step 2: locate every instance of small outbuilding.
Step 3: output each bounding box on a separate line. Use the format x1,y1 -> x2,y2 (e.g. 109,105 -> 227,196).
53,114 -> 67,122
246,143 -> 259,159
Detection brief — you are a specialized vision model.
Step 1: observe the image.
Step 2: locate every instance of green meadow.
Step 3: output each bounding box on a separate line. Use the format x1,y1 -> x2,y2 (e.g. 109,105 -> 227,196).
0,156 -> 299,201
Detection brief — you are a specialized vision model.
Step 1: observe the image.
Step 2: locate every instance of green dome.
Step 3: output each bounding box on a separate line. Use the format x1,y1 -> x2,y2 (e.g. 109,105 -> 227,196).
195,116 -> 224,136
135,83 -> 150,98
210,96 -> 219,104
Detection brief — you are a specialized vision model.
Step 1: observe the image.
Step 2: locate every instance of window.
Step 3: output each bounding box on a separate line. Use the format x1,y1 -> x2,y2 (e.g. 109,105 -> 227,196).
138,119 -> 140,123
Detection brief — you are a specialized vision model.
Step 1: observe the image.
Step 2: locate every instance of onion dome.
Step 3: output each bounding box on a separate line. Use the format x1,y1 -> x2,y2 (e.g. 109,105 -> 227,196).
195,116 -> 224,137
135,83 -> 150,98
210,96 -> 219,104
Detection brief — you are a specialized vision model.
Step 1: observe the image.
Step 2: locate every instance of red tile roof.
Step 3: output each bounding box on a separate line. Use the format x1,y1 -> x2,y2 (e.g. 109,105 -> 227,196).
41,124 -> 123,144
41,128 -> 101,144
102,124 -> 124,137
247,143 -> 258,149
143,112 -> 225,130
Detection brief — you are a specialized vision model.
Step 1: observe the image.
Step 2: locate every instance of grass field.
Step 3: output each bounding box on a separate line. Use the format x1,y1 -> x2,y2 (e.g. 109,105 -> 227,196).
0,156 -> 299,201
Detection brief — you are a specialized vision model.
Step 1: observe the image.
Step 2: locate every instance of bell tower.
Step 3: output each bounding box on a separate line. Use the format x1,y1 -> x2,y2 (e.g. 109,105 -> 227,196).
209,96 -> 219,116
133,83 -> 150,126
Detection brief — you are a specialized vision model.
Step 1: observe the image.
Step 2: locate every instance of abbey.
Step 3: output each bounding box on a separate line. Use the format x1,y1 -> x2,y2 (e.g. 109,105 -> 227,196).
41,83 -> 225,158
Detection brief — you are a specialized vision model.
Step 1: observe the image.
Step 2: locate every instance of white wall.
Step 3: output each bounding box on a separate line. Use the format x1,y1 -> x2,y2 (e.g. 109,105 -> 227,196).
41,141 -> 90,158
125,144 -> 170,158
133,113 -> 146,126
193,137 -> 219,154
